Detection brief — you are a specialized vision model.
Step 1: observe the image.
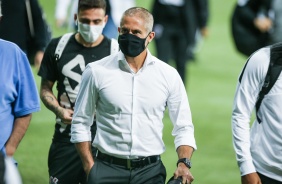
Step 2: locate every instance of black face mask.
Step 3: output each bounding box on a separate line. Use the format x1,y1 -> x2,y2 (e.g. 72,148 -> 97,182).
118,33 -> 149,57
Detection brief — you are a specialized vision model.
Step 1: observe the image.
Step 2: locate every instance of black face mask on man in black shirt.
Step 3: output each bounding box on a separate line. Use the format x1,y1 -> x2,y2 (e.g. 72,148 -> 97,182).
118,33 -> 150,57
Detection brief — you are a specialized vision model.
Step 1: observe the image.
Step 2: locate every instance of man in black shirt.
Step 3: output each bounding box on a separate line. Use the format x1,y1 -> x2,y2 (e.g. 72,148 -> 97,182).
38,0 -> 118,183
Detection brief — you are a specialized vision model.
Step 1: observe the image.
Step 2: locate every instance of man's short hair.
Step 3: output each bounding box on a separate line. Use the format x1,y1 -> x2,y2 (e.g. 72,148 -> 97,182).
121,7 -> 154,34
78,0 -> 106,13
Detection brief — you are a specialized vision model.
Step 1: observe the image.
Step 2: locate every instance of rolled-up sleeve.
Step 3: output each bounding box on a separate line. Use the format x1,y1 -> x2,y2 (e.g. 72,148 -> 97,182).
71,65 -> 97,143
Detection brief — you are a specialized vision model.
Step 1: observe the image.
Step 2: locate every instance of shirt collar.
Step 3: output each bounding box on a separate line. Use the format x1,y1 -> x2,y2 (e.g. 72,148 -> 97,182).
118,49 -> 156,73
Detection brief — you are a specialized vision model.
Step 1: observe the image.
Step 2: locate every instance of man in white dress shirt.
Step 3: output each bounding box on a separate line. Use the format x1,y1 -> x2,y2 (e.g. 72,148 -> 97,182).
232,44 -> 282,184
71,7 -> 196,184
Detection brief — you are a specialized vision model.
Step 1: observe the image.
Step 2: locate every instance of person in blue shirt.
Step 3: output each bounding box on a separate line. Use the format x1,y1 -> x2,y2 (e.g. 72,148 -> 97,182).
0,4 -> 39,184
0,36 -> 40,156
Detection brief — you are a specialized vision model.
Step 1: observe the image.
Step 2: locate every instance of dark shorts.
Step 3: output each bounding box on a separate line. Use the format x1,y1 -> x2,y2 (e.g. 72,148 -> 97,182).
258,172 -> 282,184
48,141 -> 96,184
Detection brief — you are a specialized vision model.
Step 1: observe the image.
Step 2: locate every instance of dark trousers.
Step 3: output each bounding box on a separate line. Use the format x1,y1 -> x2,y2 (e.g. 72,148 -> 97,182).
154,26 -> 188,83
87,158 -> 166,184
258,172 -> 282,184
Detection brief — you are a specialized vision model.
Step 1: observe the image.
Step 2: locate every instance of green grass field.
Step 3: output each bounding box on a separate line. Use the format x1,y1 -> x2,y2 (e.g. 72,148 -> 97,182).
13,0 -> 249,183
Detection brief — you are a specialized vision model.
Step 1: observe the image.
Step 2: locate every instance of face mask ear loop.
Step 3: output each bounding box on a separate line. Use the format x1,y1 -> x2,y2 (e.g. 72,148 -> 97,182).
145,32 -> 151,47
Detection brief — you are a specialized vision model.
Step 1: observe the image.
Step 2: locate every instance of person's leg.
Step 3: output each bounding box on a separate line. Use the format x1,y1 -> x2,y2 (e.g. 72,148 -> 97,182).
173,29 -> 188,84
87,158 -> 130,184
48,141 -> 86,184
257,172 -> 282,184
130,160 -> 166,184
154,24 -> 172,64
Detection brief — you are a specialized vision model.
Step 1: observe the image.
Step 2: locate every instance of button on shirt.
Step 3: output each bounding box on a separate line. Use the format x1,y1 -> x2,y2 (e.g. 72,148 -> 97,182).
71,50 -> 196,159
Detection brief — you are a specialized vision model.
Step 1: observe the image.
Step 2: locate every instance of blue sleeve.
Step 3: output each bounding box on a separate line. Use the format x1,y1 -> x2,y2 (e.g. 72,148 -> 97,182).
13,49 -> 40,117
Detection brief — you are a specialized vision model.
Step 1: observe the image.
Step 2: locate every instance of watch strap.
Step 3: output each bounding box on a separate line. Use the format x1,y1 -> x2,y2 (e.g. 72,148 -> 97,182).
177,158 -> 191,169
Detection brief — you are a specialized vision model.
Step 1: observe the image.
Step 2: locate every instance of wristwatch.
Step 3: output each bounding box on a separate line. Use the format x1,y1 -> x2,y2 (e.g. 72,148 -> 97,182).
177,158 -> 192,169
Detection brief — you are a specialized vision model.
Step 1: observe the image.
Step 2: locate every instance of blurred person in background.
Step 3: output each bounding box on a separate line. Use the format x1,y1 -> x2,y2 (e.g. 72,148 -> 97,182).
55,0 -> 79,30
38,0 -> 118,183
268,0 -> 282,44
152,0 -> 209,85
102,0 -> 135,39
0,0 -> 51,70
55,0 -> 72,28
231,0 -> 282,57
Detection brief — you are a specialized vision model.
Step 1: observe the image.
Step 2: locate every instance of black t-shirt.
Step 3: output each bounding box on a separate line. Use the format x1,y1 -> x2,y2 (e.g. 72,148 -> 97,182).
38,33 -> 112,142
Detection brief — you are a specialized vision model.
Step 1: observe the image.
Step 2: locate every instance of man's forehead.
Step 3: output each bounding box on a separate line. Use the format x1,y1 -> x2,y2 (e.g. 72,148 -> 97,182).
78,7 -> 105,15
121,16 -> 145,30
120,24 -> 145,34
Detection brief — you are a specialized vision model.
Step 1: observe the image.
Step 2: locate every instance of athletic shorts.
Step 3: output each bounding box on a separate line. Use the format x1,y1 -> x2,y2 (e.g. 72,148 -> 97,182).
48,141 -> 96,184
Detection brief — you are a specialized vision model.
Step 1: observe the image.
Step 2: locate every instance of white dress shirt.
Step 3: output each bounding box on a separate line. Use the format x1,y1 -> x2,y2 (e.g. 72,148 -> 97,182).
232,47 -> 282,181
71,50 -> 196,159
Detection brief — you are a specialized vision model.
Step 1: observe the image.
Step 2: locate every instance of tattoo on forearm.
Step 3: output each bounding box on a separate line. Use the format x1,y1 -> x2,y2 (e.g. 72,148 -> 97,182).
43,95 -> 54,102
41,90 -> 62,116
40,80 -> 65,117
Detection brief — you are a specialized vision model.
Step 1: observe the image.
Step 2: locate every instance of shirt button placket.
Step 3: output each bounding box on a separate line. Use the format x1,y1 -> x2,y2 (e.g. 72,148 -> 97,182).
131,74 -> 136,156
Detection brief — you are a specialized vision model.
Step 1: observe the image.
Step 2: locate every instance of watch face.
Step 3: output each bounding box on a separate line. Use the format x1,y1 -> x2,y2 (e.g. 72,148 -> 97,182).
184,158 -> 191,167
177,158 -> 191,169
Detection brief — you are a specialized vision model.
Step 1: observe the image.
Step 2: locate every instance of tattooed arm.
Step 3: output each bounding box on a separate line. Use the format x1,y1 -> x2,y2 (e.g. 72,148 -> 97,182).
40,78 -> 73,124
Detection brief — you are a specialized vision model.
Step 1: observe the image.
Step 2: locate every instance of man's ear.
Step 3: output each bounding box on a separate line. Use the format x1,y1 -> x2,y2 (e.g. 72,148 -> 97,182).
104,15 -> 108,25
148,32 -> 155,42
74,14 -> 77,24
